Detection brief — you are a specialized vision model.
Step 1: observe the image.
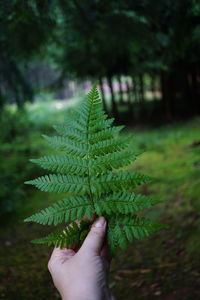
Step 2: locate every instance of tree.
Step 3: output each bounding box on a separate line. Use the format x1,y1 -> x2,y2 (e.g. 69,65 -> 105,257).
0,0 -> 58,109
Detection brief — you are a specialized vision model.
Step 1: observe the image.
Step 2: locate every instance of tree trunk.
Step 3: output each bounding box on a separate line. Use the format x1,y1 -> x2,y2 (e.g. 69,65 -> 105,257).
125,79 -> 133,118
139,74 -> 144,103
151,76 -> 157,101
160,71 -> 172,120
99,77 -> 107,113
117,75 -> 124,104
14,87 -> 23,109
132,77 -> 138,103
10,60 -> 34,105
107,76 -> 118,119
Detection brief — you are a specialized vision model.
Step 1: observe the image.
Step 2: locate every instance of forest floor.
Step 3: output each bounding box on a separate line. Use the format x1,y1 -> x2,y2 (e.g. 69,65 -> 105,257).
0,113 -> 200,300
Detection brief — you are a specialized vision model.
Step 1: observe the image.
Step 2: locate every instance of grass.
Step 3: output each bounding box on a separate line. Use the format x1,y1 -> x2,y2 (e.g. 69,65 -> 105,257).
0,102 -> 200,299
110,118 -> 200,299
131,118 -> 200,208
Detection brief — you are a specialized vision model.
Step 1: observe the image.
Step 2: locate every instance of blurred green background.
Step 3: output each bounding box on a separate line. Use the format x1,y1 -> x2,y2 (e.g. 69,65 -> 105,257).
0,1 -> 200,299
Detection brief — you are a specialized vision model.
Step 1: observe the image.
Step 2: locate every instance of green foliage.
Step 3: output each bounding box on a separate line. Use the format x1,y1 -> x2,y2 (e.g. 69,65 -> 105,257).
34,220 -> 91,248
131,117 -> 200,216
25,86 -> 166,254
0,109 -> 40,216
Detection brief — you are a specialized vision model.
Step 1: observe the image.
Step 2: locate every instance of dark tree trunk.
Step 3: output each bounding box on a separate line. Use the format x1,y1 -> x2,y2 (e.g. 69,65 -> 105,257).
151,76 -> 157,101
99,77 -> 107,113
107,76 -> 118,119
10,60 -> 34,105
160,71 -> 172,120
6,72 -> 23,109
139,74 -> 147,121
14,87 -> 23,109
132,77 -> 138,103
139,74 -> 144,103
117,75 -> 124,104
184,66 -> 193,108
125,79 -> 133,118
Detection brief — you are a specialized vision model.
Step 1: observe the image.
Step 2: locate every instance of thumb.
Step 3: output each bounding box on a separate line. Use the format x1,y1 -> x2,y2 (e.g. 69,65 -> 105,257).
79,217 -> 106,255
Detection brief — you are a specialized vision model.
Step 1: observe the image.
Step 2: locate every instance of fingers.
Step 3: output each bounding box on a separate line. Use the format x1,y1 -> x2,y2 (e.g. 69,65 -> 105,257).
79,216 -> 106,255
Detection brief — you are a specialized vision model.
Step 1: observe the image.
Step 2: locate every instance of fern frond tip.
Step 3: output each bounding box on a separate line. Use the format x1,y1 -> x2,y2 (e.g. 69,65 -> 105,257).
24,217 -> 31,222
24,180 -> 34,185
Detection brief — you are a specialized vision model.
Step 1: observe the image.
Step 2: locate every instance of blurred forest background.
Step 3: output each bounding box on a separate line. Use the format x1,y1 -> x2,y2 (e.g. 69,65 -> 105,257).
0,0 -> 200,299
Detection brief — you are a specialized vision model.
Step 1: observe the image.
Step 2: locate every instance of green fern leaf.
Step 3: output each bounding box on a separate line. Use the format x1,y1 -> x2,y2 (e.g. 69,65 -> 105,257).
24,192 -> 158,226
30,156 -> 88,175
25,196 -> 93,225
91,151 -> 139,174
25,85 -> 167,254
91,171 -> 151,194
89,118 -> 114,133
90,136 -> 129,156
94,192 -> 160,215
33,220 -> 91,248
53,125 -> 86,142
107,214 -> 166,255
25,174 -> 88,194
89,126 -> 124,144
43,135 -> 87,157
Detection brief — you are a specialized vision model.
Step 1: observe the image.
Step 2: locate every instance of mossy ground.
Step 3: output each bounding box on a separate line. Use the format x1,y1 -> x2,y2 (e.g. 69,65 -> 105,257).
0,113 -> 200,300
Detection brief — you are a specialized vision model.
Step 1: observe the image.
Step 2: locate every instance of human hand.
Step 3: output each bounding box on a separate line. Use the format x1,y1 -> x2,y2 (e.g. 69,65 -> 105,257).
48,217 -> 115,300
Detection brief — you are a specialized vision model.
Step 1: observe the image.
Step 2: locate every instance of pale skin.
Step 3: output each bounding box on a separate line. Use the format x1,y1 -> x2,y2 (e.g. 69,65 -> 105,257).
48,217 -> 115,300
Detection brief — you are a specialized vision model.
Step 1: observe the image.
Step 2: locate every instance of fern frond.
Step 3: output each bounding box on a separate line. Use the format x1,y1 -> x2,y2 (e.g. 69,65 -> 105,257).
33,220 -> 91,248
107,214 -> 166,254
90,136 -> 129,156
30,156 -> 88,175
90,151 -> 139,174
73,111 -> 89,127
25,191 -> 158,227
87,83 -> 101,103
25,174 -> 88,194
54,125 -> 87,143
43,135 -> 87,157
89,118 -> 114,133
91,171 -> 151,194
94,192 -> 160,215
25,85 -> 166,254
24,196 -> 93,225
61,118 -> 86,133
88,126 -> 124,144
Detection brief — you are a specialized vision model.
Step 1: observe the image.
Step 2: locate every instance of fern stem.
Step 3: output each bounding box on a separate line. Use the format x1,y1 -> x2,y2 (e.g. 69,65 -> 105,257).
86,92 -> 95,212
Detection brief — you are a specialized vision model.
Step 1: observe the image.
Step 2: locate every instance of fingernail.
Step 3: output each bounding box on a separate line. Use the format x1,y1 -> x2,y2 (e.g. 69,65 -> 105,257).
93,217 -> 106,228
